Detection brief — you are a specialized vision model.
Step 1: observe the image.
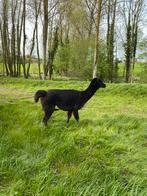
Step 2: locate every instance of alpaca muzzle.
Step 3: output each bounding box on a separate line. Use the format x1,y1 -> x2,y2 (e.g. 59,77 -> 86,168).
102,83 -> 106,88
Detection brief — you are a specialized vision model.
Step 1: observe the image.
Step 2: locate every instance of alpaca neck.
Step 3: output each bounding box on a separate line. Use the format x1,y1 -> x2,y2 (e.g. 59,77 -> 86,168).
81,83 -> 99,104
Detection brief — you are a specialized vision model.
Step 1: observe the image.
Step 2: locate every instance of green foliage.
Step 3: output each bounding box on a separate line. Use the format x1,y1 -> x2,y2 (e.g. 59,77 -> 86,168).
55,43 -> 70,76
138,37 -> 147,61
0,77 -> 147,195
97,42 -> 108,80
140,63 -> 147,83
55,38 -> 109,80
55,38 -> 93,79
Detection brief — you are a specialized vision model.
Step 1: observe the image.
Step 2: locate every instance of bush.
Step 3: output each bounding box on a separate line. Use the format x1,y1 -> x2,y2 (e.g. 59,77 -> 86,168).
140,63 -> 147,83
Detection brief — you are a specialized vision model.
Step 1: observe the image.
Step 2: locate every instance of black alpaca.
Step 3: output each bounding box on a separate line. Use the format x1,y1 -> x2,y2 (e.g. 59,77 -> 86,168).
34,78 -> 106,125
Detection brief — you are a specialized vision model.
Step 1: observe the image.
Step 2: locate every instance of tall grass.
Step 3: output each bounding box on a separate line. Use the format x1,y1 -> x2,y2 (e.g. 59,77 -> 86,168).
0,77 -> 147,195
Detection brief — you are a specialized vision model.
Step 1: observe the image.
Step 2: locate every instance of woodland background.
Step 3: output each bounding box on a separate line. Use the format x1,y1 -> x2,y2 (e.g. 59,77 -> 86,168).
0,0 -> 147,83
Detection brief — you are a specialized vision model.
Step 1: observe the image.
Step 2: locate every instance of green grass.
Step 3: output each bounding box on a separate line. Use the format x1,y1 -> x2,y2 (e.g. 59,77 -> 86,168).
0,77 -> 147,195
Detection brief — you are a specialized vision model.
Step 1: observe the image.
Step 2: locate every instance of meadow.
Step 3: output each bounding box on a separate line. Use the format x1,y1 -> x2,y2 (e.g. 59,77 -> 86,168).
0,77 -> 147,195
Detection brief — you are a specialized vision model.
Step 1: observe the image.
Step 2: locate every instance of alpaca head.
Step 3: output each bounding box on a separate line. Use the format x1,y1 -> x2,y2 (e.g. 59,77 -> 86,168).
91,78 -> 106,89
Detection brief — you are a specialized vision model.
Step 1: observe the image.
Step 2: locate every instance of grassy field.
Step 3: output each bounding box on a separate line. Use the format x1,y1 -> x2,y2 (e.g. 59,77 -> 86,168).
0,77 -> 147,195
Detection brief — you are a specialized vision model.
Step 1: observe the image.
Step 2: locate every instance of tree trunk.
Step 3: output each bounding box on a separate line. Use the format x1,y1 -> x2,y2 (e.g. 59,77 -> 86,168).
93,0 -> 103,78
107,0 -> 117,82
47,26 -> 59,80
2,0 -> 13,76
36,20 -> 41,79
125,11 -> 132,83
124,0 -> 143,83
0,19 -> 9,76
42,0 -> 49,80
22,0 -> 27,78
11,0 -> 17,77
35,0 -> 41,79
16,0 -> 23,77
26,27 -> 36,78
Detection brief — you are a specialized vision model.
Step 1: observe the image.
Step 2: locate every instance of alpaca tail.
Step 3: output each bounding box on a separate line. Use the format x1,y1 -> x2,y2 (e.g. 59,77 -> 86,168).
34,90 -> 47,102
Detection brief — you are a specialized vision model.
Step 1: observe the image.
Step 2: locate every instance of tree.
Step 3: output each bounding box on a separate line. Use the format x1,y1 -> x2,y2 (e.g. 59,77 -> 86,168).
42,0 -> 48,80
11,0 -> 17,76
85,0 -> 97,38
22,0 -> 27,78
26,0 -> 41,78
16,0 -> 23,77
106,0 -> 117,82
93,0 -> 103,78
123,0 -> 144,82
35,0 -> 42,79
47,26 -> 59,79
0,0 -> 12,76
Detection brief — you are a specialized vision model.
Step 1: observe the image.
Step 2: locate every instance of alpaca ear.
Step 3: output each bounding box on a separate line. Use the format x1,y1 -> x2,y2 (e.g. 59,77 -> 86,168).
92,78 -> 98,83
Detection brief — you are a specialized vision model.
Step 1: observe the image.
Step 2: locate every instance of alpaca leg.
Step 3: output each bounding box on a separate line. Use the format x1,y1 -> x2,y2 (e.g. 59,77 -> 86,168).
67,111 -> 72,123
73,110 -> 79,122
43,106 -> 55,126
